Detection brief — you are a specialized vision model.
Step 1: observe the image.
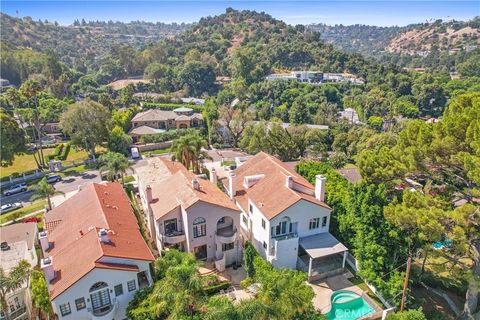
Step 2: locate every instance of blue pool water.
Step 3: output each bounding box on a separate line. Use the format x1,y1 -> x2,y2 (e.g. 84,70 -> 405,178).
327,290 -> 376,320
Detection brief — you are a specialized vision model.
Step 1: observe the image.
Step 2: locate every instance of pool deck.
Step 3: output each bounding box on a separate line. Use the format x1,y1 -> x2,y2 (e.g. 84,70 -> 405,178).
308,271 -> 383,317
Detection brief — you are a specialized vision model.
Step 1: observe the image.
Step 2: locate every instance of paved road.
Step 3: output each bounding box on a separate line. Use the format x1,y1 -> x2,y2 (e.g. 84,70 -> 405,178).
0,170 -> 101,206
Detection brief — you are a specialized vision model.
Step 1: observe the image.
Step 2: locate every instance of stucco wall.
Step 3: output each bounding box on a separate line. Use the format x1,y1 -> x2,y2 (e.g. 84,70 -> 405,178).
52,259 -> 151,320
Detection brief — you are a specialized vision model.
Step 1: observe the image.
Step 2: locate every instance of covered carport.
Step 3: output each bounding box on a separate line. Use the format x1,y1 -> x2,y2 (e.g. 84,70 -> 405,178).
297,233 -> 348,282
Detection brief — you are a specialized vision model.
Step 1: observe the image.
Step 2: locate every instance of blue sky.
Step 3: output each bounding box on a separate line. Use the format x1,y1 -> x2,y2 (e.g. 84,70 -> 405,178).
1,1 -> 479,26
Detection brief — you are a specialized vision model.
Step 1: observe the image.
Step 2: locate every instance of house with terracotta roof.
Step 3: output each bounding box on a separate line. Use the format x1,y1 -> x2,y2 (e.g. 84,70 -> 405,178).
130,107 -> 203,141
0,222 -> 38,320
38,182 -> 154,320
135,157 -> 242,271
222,152 -> 348,282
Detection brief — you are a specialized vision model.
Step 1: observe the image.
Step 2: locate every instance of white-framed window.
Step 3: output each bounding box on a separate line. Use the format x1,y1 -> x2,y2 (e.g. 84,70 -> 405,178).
59,303 -> 71,316
222,242 -> 235,251
114,284 -> 124,296
127,280 -> 137,292
193,217 -> 206,238
322,216 -> 328,227
263,241 -> 267,249
75,297 -> 86,311
249,204 -> 253,213
261,219 -> 266,229
309,218 -> 320,230
89,282 -> 111,314
242,215 -> 248,225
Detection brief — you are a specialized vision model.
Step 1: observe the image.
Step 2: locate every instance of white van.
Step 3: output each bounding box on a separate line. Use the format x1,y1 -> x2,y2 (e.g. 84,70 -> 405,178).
131,147 -> 141,159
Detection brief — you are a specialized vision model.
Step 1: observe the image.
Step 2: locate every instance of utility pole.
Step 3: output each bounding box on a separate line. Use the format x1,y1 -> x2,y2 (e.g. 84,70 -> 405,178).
400,256 -> 412,312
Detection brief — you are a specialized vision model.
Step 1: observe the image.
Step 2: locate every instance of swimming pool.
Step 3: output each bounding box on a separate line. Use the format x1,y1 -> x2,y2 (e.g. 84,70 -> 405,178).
326,290 -> 376,320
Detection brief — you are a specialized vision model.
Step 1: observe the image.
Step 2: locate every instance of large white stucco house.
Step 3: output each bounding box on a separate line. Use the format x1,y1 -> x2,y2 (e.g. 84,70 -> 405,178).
222,152 -> 348,281
136,158 -> 242,271
39,182 -> 155,320
0,222 -> 38,320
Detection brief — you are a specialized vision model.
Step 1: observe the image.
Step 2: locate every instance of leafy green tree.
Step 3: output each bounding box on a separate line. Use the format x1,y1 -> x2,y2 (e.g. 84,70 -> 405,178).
60,99 -> 110,161
144,62 -> 167,80
179,61 -> 216,96
107,126 -> 133,155
387,308 -> 427,320
30,177 -> 65,210
289,100 -> 311,124
367,116 -> 384,131
218,106 -> 254,147
30,270 -> 53,318
0,260 -> 31,319
0,109 -> 26,165
99,152 -> 130,183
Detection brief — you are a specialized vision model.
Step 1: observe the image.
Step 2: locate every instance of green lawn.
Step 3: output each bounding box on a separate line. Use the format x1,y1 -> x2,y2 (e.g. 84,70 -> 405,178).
0,200 -> 47,224
221,160 -> 237,166
1,145 -> 107,178
146,148 -> 171,156
62,165 -> 87,176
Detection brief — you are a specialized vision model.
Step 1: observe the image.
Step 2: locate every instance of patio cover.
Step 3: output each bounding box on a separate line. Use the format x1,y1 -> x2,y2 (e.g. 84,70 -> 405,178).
299,232 -> 348,259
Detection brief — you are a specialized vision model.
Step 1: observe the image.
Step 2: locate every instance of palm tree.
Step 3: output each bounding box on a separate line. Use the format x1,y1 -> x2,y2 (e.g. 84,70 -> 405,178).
99,152 -> 130,184
171,133 -> 211,173
30,178 -> 65,210
19,80 -> 45,168
0,260 -> 31,320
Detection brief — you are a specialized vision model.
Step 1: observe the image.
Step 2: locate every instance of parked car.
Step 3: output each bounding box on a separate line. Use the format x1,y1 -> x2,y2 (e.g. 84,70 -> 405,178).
0,202 -> 23,214
3,183 -> 28,196
46,174 -> 62,184
131,147 -> 141,159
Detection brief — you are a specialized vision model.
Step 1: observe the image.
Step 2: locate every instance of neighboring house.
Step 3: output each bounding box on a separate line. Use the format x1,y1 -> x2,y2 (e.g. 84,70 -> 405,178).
136,157 -> 242,271
130,107 -> 203,141
222,152 -> 348,281
39,182 -> 154,320
0,222 -> 38,320
339,108 -> 361,124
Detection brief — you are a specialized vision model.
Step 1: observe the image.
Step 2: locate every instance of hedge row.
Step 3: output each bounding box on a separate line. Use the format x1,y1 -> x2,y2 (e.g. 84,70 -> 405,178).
142,103 -> 204,113
44,143 -> 71,163
45,144 -> 64,162
203,280 -> 231,295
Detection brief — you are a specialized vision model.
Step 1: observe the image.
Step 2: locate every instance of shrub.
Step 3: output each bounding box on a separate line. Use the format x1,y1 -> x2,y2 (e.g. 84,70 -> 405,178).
58,144 -> 70,160
203,280 -> 231,295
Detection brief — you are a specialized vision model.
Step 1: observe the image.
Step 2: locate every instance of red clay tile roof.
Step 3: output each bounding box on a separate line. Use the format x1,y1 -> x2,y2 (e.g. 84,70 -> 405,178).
226,152 -> 330,220
44,182 -> 154,300
148,159 -> 240,220
94,262 -> 140,272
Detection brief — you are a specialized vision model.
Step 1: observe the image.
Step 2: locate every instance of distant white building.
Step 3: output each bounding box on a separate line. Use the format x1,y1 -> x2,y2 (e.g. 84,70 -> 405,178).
0,222 -> 38,320
40,182 -> 154,320
266,71 -> 364,84
339,108 -> 361,124
222,152 -> 348,282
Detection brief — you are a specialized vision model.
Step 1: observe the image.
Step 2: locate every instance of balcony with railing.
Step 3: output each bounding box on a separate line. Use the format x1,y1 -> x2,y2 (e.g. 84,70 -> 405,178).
89,298 -> 118,320
215,226 -> 237,243
163,230 -> 186,244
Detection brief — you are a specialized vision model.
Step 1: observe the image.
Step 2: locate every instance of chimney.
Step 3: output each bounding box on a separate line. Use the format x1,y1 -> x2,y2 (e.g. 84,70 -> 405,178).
210,168 -> 218,184
286,176 -> 293,189
98,228 -> 110,243
192,179 -> 200,190
315,175 -> 326,202
146,185 -> 153,203
41,257 -> 55,283
38,231 -> 50,252
228,171 -> 236,199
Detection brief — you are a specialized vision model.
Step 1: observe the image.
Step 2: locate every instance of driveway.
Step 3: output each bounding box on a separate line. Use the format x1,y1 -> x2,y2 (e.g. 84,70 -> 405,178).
0,170 -> 101,207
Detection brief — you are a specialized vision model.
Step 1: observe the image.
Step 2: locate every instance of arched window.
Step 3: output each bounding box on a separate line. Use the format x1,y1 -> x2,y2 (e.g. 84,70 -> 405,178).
89,282 -> 111,315
193,217 -> 206,238
89,282 -> 108,292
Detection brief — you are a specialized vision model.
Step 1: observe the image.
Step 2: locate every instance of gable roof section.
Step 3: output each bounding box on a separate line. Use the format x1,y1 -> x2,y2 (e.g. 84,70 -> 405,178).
228,152 -> 330,220
44,182 -> 154,300
132,109 -> 178,122
145,158 -> 240,220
